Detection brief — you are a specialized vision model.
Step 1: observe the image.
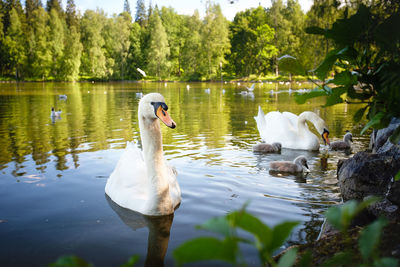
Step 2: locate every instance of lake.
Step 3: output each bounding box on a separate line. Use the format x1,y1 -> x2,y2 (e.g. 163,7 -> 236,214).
0,81 -> 369,266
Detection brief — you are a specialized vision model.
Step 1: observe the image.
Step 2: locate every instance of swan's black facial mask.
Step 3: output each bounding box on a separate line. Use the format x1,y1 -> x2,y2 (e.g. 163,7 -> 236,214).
150,102 -> 176,128
321,128 -> 330,145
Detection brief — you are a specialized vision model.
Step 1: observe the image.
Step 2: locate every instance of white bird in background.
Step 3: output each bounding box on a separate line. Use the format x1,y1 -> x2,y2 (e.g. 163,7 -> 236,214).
205,88 -> 210,94
51,107 -> 61,117
136,92 -> 143,98
137,68 -> 146,77
58,94 -> 67,100
246,84 -> 255,92
186,85 -> 190,90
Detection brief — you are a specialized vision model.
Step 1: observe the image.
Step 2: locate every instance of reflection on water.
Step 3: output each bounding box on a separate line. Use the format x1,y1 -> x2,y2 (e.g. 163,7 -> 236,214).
0,82 -> 370,266
106,195 -> 173,267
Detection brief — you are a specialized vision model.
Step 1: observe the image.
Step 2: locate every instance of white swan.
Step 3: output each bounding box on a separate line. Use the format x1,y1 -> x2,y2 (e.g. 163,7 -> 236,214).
50,107 -> 61,117
105,93 -> 181,216
254,106 -> 330,151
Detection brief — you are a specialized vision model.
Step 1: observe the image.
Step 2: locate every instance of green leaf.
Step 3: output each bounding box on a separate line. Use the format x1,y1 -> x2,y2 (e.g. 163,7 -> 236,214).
313,49 -> 340,80
322,252 -> 352,267
325,200 -> 358,232
361,112 -> 386,134
173,237 -> 237,265
278,55 -> 306,76
48,256 -> 93,267
359,217 -> 388,261
375,13 -> 400,52
353,106 -> 368,122
323,86 -> 347,107
325,5 -> 371,45
331,71 -> 357,86
270,221 -> 299,253
197,215 -> 232,237
297,250 -> 312,267
227,210 -> 272,246
373,257 -> 399,267
120,255 -> 139,267
305,26 -> 325,35
294,89 -> 327,104
278,247 -> 298,267
395,171 -> 400,181
389,125 -> 400,144
325,206 -> 344,231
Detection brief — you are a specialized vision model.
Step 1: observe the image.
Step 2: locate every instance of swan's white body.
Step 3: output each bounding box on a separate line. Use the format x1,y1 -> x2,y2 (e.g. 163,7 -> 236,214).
254,106 -> 329,151
105,93 -> 181,216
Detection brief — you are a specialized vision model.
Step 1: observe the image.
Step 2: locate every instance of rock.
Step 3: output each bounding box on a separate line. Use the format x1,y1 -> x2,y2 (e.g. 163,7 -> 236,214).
337,118 -> 400,224
388,180 -> 400,206
370,117 -> 400,153
337,151 -> 400,201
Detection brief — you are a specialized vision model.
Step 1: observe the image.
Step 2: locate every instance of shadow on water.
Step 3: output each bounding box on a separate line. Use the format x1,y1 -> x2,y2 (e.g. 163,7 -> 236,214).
105,194 -> 174,267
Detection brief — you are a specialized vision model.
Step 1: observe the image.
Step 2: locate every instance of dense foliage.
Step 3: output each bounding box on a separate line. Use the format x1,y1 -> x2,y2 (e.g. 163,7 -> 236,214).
279,3 -> 400,144
0,0 -> 382,81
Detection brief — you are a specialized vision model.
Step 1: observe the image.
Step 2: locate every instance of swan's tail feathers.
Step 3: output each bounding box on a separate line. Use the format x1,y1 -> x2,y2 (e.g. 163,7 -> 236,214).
254,106 -> 267,141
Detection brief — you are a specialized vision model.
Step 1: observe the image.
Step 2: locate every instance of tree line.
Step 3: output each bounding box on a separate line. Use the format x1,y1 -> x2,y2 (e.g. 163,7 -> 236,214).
0,0 -> 390,81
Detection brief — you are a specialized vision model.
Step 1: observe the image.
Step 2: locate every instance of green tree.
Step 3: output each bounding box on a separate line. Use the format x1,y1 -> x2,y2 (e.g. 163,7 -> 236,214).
302,0 -> 342,70
147,8 -> 170,79
160,7 -> 183,76
80,9 -> 107,78
180,11 -> 202,79
103,12 -> 132,79
200,1 -> 230,79
29,7 -> 51,79
48,9 -> 65,79
25,0 -> 42,21
65,0 -> 79,29
46,0 -> 63,14
3,7 -> 26,79
229,6 -> 277,76
61,25 -> 82,81
135,0 -> 146,26
126,22 -> 143,79
123,0 -> 131,15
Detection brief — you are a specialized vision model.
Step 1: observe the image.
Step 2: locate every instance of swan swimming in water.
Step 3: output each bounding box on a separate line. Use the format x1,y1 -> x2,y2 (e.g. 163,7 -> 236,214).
105,93 -> 181,216
253,142 -> 281,153
330,132 -> 352,150
269,155 -> 309,174
254,106 -> 330,151
50,107 -> 61,117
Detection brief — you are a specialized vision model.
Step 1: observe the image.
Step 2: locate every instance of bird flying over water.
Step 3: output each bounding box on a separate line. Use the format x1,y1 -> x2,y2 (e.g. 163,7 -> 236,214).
137,68 -> 146,77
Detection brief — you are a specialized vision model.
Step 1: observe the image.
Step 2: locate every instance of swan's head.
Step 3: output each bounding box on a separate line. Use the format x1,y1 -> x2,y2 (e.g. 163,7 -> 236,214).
344,132 -> 353,142
300,111 -> 330,145
139,93 -> 176,128
294,155 -> 309,170
272,142 -> 282,151
321,128 -> 330,145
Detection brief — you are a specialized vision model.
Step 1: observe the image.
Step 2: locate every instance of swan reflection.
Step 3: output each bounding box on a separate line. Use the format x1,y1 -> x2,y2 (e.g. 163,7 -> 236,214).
106,195 -> 174,267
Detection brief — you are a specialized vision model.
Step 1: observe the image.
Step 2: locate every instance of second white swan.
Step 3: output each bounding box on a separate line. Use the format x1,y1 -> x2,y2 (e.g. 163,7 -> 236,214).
254,106 -> 330,151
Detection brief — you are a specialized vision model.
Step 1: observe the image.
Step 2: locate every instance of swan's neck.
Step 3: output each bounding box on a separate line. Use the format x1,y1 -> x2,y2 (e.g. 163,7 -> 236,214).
139,115 -> 172,214
344,135 -> 352,144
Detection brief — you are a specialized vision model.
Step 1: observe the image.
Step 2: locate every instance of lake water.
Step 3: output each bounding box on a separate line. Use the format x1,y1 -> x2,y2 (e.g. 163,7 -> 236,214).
0,82 -> 369,266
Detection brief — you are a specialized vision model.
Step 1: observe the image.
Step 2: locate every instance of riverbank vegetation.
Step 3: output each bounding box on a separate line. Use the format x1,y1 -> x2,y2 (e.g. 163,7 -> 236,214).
1,0 -> 394,82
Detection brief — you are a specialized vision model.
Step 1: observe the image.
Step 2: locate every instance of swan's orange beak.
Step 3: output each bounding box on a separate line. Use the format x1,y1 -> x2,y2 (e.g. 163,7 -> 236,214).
156,105 -> 176,128
322,130 -> 330,145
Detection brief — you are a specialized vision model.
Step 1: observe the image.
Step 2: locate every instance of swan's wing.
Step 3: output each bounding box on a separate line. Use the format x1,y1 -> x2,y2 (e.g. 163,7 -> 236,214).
282,112 -> 298,128
263,111 -> 293,143
254,106 -> 268,141
165,161 -> 181,208
105,142 -> 148,204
